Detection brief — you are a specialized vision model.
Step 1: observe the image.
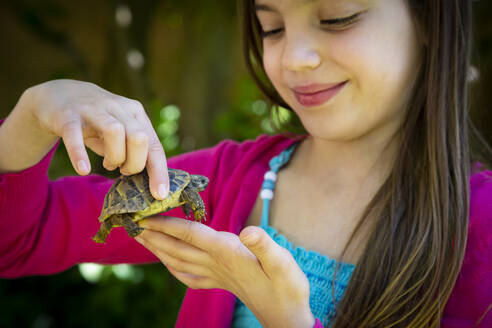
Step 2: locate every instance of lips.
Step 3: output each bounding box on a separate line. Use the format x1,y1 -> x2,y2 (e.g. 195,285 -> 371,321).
292,81 -> 348,107
292,82 -> 343,94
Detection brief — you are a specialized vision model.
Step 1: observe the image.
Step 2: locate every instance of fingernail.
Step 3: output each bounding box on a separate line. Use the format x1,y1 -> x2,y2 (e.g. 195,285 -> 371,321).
77,160 -> 89,173
158,184 -> 168,199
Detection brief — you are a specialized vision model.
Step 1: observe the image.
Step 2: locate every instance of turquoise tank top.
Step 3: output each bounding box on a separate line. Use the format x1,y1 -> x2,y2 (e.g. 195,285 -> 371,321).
231,141 -> 356,327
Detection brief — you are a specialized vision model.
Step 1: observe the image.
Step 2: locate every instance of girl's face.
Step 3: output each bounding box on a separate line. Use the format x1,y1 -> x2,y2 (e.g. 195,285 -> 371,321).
256,0 -> 422,142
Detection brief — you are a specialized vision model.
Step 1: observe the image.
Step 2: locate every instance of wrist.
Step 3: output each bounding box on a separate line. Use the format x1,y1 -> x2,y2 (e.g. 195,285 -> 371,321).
296,306 -> 316,328
260,303 -> 315,328
18,85 -> 45,127
13,86 -> 48,135
0,87 -> 58,173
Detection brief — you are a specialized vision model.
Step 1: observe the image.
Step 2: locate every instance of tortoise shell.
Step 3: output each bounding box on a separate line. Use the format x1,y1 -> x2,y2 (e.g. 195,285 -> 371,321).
98,168 -> 190,224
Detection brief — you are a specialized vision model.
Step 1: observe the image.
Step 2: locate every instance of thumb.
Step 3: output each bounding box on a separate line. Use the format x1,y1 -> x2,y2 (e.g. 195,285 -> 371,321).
239,226 -> 293,276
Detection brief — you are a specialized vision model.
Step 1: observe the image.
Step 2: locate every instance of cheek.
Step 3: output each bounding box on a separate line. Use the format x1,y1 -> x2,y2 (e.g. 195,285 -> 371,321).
334,4 -> 421,109
263,48 -> 282,90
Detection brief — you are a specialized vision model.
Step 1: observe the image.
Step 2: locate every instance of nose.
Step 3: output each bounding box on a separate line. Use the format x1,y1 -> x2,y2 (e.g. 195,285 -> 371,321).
282,33 -> 321,72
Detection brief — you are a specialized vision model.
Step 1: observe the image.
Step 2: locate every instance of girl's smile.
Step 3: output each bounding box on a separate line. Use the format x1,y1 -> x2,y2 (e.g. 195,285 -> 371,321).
292,80 -> 349,107
256,0 -> 422,142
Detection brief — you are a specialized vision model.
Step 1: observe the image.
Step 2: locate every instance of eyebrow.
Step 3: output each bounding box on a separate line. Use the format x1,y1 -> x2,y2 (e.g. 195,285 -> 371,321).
254,0 -> 372,12
255,0 -> 319,12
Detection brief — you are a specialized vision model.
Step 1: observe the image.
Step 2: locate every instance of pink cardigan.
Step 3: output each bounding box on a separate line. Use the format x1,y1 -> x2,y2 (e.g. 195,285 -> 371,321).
0,125 -> 491,327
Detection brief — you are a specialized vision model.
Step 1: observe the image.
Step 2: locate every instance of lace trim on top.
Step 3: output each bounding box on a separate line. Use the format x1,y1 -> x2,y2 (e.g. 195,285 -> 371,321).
232,140 -> 356,327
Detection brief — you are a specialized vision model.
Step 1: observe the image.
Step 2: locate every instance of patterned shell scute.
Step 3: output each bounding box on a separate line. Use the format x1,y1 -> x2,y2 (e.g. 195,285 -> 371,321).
98,168 -> 191,222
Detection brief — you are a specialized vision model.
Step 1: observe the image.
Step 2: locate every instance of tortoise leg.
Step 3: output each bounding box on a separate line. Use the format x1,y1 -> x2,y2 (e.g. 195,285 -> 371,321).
120,213 -> 145,238
182,189 -> 206,222
180,201 -> 192,219
92,218 -> 114,243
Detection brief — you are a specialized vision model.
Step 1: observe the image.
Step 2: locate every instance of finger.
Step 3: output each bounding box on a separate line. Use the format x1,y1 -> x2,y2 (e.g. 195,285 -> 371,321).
82,110 -> 126,171
139,216 -> 218,252
239,226 -> 294,280
154,248 -> 212,279
146,139 -> 169,200
120,128 -> 149,175
167,267 -> 216,290
135,109 -> 170,200
84,138 -> 104,157
135,233 -> 215,287
60,118 -> 91,175
108,102 -> 150,175
136,229 -> 211,266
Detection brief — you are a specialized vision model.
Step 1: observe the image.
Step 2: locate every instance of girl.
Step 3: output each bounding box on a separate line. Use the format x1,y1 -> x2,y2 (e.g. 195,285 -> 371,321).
0,0 -> 491,327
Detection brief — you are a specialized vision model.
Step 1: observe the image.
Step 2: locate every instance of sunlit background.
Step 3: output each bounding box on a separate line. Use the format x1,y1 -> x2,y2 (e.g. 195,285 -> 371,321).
0,0 -> 491,327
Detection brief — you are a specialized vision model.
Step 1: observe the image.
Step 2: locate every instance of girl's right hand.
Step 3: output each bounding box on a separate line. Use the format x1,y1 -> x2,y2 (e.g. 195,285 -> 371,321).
20,79 -> 170,199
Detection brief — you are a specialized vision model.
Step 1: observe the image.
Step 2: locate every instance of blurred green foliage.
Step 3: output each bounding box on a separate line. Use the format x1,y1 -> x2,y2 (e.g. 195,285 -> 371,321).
0,1 -> 297,327
0,265 -> 186,328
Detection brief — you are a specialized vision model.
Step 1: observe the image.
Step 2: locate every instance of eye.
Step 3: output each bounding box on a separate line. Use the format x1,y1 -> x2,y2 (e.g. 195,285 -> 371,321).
260,27 -> 284,39
260,12 -> 362,39
320,13 -> 361,29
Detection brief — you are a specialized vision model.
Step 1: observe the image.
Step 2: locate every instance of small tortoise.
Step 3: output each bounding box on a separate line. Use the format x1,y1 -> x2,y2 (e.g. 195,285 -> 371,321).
92,168 -> 209,243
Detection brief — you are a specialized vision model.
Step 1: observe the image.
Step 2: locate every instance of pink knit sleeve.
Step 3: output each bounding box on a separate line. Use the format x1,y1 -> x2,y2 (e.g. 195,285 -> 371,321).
0,118 -> 248,278
442,169 -> 492,327
313,318 -> 324,327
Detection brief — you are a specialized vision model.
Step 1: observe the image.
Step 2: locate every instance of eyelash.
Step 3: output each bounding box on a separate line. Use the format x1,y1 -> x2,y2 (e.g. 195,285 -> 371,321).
260,13 -> 361,39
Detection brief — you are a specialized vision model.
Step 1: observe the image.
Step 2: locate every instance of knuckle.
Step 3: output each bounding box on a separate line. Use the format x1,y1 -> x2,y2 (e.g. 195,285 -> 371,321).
128,99 -> 145,113
61,119 -> 80,134
100,98 -> 121,111
182,231 -> 194,246
148,140 -> 164,153
127,131 -> 149,145
226,238 -> 241,255
71,103 -> 91,113
181,223 -> 196,245
104,121 -> 125,135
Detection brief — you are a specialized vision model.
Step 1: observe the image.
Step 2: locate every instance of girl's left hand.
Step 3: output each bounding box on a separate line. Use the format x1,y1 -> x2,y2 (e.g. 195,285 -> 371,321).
134,216 -> 315,328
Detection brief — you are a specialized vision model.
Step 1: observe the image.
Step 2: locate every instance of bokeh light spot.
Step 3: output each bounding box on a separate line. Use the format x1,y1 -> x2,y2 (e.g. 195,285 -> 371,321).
127,49 -> 145,69
112,264 -> 144,283
160,105 -> 181,121
252,100 -> 267,116
78,263 -> 104,283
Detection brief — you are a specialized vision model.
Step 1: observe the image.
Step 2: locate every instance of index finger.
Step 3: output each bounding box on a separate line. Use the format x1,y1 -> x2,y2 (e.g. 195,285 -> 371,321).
139,216 -> 217,251
146,138 -> 170,199
137,111 -> 170,200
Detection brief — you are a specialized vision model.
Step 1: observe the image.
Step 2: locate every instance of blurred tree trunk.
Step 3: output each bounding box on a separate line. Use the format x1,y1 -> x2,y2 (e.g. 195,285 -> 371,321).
176,2 -> 237,149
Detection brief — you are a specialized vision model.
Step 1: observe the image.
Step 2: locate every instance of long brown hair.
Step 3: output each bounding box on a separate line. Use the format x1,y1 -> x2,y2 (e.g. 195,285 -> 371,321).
238,0 -> 492,326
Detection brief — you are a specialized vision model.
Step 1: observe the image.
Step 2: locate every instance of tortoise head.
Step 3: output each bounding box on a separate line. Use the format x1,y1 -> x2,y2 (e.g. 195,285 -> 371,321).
189,174 -> 209,192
